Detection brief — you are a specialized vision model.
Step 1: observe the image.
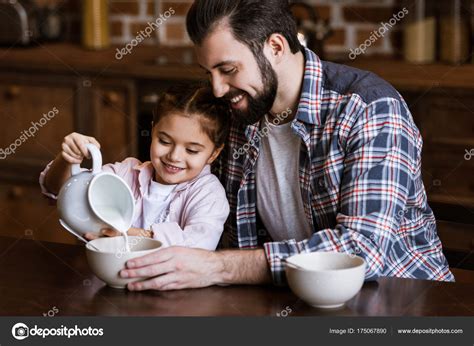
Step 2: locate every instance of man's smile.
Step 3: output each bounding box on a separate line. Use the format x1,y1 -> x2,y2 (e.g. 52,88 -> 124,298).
230,94 -> 244,104
229,93 -> 247,110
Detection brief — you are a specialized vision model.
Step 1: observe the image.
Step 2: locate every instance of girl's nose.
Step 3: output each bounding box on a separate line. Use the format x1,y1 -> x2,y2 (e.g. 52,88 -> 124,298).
167,146 -> 182,162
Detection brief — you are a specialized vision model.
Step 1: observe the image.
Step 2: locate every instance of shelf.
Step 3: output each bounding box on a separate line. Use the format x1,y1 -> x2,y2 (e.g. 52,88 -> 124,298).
347,57 -> 474,90
0,43 -> 204,81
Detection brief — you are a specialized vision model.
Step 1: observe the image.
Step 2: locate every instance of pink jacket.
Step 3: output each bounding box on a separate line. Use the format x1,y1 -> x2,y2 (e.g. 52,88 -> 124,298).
39,158 -> 230,250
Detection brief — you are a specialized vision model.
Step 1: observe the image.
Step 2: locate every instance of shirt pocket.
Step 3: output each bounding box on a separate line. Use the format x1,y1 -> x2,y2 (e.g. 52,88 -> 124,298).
309,166 -> 341,228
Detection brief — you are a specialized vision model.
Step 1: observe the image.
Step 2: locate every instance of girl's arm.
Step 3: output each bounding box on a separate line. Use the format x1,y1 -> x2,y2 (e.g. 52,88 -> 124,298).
85,227 -> 153,241
43,153 -> 73,196
41,132 -> 101,196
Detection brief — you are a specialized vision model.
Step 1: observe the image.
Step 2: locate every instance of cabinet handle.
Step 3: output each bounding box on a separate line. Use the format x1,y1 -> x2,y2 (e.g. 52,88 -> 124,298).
8,186 -> 25,200
103,91 -> 120,106
141,93 -> 160,104
5,85 -> 21,100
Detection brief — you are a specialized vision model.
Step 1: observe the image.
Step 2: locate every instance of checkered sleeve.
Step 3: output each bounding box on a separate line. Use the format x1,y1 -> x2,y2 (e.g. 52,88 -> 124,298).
264,97 -> 418,285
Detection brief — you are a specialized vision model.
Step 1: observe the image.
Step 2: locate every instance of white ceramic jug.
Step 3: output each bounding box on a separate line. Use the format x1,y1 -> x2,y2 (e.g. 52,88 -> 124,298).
57,144 -> 135,238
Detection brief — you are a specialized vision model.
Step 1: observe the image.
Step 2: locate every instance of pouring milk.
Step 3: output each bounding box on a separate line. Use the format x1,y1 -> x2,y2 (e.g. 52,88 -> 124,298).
98,207 -> 131,253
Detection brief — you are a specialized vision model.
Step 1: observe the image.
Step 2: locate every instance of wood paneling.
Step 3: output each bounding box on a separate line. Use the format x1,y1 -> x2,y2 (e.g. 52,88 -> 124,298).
0,72 -> 137,243
0,183 -> 77,244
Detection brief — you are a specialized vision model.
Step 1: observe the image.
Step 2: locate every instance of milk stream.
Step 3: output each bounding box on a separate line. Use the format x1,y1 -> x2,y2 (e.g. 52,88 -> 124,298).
97,207 -> 131,252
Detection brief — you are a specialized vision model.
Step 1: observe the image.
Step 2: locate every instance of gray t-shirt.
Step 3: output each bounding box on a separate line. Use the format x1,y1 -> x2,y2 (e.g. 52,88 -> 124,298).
256,115 -> 312,241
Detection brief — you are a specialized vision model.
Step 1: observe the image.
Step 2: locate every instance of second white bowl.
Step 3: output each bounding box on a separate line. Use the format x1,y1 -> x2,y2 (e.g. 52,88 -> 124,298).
285,252 -> 366,309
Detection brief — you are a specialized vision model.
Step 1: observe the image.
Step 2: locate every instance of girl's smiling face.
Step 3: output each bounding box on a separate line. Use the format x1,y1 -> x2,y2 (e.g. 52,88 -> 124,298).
150,112 -> 222,185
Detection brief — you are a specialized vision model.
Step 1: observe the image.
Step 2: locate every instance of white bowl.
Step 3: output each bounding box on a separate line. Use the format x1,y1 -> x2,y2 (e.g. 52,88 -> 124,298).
85,236 -> 162,289
285,252 -> 366,309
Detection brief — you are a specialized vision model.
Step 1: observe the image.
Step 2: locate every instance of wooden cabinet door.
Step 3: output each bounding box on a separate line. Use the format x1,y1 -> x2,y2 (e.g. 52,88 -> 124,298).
0,72 -> 79,242
416,91 -> 474,208
0,73 -> 77,183
0,183 -> 77,244
0,73 -> 137,244
83,78 -> 137,165
402,88 -> 474,224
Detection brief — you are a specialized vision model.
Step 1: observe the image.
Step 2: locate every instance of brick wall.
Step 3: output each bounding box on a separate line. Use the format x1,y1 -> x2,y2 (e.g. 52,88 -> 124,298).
295,0 -> 404,58
106,0 -> 404,58
108,0 -> 190,46
39,0 -> 414,58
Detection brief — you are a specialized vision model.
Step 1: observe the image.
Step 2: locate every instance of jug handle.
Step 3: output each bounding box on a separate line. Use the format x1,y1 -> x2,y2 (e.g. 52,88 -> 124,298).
71,143 -> 103,176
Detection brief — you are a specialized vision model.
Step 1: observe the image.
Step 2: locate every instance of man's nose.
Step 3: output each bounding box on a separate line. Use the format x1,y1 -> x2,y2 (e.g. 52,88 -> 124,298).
211,75 -> 229,99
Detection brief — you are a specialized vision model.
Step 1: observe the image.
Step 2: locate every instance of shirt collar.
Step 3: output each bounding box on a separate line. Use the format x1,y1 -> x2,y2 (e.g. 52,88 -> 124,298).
132,161 -> 211,193
244,47 -> 324,138
294,48 -> 324,126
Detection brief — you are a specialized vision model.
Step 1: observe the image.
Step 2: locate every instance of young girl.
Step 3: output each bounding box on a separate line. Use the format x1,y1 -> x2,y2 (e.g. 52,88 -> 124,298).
39,85 -> 230,251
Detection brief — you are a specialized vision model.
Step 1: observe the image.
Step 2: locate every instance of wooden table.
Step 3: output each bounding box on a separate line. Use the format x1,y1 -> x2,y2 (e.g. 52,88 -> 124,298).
0,236 -> 473,316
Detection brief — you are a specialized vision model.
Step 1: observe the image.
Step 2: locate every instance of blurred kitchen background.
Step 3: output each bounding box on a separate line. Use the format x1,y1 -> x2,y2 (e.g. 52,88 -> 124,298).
1,0 -> 474,271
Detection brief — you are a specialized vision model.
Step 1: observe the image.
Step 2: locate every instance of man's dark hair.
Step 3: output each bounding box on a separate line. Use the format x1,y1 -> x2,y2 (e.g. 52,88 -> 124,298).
186,0 -> 302,59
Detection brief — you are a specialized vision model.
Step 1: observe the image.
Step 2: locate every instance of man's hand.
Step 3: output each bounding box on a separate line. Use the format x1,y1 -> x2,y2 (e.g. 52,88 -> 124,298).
120,247 -> 223,291
119,247 -> 272,291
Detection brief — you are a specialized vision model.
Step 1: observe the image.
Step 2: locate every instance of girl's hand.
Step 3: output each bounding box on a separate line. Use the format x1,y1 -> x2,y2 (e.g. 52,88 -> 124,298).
61,132 -> 101,165
84,227 -> 153,241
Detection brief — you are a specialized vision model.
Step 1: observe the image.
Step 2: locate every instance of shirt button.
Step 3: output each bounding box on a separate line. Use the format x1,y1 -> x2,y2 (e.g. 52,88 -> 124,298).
318,178 -> 326,189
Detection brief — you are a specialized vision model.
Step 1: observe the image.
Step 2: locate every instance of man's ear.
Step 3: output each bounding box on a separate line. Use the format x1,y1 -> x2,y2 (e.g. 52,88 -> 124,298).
265,33 -> 286,62
207,145 -> 224,164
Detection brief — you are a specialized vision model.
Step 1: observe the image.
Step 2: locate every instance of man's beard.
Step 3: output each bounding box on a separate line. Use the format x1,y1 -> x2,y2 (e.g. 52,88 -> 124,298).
227,55 -> 278,126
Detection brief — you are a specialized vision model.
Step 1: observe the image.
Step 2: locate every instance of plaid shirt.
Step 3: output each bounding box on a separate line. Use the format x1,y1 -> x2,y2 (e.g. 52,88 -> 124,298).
214,48 -> 454,285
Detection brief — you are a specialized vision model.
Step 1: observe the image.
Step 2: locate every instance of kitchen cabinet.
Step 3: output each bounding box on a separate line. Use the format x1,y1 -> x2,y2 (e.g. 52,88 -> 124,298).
0,72 -> 77,183
437,220 -> 474,270
402,89 -> 474,217
83,78 -> 137,164
0,183 -> 77,243
0,73 -> 138,181
0,73 -> 137,244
